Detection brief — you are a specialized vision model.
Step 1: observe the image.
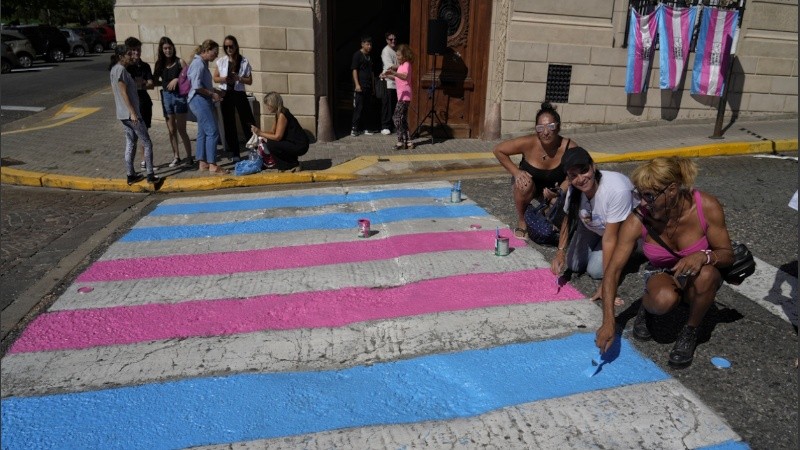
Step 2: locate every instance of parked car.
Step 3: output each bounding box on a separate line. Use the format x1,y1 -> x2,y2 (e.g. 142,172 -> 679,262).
2,42 -> 20,73
77,27 -> 106,53
90,24 -> 116,49
9,24 -> 71,62
60,28 -> 88,57
0,30 -> 36,68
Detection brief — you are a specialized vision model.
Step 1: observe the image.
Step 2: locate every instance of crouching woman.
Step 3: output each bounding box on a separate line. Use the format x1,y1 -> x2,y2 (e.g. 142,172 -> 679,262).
250,92 -> 309,173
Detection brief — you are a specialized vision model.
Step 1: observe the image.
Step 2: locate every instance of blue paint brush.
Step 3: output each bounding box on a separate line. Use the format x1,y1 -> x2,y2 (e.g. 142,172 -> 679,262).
584,353 -> 604,378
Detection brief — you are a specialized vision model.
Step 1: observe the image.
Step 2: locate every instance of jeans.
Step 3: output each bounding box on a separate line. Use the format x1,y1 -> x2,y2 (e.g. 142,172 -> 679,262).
121,119 -> 153,176
189,95 -> 219,164
565,223 -> 604,279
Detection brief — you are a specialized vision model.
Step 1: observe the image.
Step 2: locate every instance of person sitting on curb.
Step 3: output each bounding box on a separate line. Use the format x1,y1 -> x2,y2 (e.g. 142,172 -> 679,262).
550,147 -> 636,306
492,102 -> 577,240
596,156 -> 734,368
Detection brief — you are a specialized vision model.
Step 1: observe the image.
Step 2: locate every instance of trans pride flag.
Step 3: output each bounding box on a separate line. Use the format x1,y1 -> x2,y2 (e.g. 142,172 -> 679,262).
658,5 -> 699,91
625,4 -> 660,94
691,7 -> 739,96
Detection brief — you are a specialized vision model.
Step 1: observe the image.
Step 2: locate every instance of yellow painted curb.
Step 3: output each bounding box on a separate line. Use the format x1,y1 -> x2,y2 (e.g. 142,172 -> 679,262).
0,167 -> 44,187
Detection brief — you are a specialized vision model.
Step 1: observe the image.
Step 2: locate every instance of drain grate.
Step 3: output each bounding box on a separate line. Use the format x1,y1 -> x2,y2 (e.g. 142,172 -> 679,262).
545,64 -> 572,103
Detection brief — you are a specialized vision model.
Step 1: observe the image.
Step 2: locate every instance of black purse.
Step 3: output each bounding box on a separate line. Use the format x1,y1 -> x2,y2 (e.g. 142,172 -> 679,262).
634,208 -> 755,285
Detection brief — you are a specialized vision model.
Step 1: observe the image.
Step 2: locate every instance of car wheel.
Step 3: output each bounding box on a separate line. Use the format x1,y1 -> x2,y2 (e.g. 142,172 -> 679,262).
17,54 -> 33,68
93,43 -> 104,53
1,59 -> 10,74
49,48 -> 65,62
74,46 -> 86,57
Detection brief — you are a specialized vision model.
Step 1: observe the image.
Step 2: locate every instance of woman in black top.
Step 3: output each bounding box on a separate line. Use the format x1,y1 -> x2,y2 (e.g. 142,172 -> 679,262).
153,36 -> 193,167
492,102 -> 578,239
251,92 -> 309,172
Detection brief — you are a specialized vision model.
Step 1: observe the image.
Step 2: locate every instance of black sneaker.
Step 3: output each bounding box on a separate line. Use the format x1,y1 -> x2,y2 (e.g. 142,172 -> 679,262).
146,173 -> 160,183
127,173 -> 144,185
632,305 -> 652,341
668,325 -> 698,368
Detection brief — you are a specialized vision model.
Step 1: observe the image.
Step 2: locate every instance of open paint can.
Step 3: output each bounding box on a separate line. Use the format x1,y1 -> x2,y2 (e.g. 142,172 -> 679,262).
495,237 -> 510,256
357,218 -> 371,238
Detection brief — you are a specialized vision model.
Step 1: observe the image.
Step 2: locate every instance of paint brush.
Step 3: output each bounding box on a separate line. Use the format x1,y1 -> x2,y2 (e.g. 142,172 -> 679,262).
584,353 -> 604,378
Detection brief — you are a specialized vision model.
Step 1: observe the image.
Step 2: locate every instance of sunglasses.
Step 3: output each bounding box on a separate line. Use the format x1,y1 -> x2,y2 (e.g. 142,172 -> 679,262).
535,122 -> 558,133
632,185 -> 669,204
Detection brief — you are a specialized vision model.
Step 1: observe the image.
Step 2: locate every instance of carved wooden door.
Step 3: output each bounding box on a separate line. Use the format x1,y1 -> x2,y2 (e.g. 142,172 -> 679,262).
409,0 -> 491,139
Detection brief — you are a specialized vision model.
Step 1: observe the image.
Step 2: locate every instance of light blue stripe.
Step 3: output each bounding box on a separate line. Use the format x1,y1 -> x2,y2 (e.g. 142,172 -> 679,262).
122,203 -> 488,242
1,334 -> 668,450
150,188 -> 455,216
695,440 -> 750,450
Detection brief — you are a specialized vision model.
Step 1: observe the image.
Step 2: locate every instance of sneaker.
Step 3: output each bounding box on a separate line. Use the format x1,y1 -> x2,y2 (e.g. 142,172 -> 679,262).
668,325 -> 698,368
140,161 -> 146,169
632,305 -> 651,341
363,130 -> 374,136
381,128 -> 391,135
350,129 -> 360,137
263,154 -> 277,169
146,173 -> 160,184
126,173 -> 143,185
168,157 -> 181,168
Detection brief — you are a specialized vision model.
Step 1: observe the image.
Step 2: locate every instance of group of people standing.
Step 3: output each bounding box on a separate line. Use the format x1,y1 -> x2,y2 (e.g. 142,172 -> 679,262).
351,32 -> 415,150
109,35 -> 308,183
494,103 -> 736,368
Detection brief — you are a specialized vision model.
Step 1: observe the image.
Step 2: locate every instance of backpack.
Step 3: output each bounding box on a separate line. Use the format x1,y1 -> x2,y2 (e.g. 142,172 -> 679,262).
177,62 -> 191,96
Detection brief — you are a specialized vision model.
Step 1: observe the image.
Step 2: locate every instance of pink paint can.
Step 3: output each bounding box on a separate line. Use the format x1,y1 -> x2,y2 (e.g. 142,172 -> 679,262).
357,218 -> 371,238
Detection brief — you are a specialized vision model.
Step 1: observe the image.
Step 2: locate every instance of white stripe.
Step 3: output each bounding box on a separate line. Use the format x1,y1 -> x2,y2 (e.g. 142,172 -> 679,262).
0,105 -> 46,112
728,256 -> 798,327
1,301 -> 600,397
194,381 -> 741,450
670,9 -> 685,78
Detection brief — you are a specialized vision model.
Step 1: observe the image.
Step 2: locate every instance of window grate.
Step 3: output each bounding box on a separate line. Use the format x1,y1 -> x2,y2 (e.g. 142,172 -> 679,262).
545,64 -> 572,103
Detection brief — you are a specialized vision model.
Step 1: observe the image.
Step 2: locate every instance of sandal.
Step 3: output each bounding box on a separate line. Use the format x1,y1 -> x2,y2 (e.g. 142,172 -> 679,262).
198,161 -> 209,171
405,142 -> 416,149
208,166 -> 230,175
513,227 -> 529,240
395,142 -> 404,150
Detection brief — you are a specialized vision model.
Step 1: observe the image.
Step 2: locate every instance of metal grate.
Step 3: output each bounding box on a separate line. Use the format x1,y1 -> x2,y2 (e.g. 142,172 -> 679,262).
545,64 -> 572,103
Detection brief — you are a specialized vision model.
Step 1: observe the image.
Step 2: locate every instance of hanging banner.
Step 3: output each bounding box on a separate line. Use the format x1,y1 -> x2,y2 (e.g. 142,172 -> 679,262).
691,7 -> 739,96
625,4 -> 661,94
658,5 -> 700,91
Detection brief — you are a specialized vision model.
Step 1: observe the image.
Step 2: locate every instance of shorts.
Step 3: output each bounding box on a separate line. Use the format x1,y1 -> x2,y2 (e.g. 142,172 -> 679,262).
161,90 -> 188,116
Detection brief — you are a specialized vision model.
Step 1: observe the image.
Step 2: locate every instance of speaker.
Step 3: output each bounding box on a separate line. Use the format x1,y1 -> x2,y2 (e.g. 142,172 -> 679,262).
427,19 -> 448,55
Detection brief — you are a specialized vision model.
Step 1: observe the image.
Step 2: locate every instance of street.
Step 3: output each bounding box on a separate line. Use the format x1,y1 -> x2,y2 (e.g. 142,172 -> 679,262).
0,155 -> 796,449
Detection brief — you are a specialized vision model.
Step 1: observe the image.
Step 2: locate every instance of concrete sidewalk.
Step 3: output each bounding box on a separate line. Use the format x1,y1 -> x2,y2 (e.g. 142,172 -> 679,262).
0,87 -> 796,192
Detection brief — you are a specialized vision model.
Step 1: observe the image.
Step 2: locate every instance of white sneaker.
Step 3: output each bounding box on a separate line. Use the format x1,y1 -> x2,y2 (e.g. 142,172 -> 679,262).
140,161 -> 146,168
363,130 -> 374,136
350,129 -> 360,137
381,129 -> 391,135
168,157 -> 180,168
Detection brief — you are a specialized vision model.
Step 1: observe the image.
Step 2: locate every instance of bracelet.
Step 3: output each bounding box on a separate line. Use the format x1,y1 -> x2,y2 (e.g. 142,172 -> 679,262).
702,249 -> 712,265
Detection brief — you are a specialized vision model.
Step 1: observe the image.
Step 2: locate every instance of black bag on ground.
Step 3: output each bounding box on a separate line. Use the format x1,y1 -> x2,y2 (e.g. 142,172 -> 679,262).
524,191 -> 565,245
720,241 -> 756,285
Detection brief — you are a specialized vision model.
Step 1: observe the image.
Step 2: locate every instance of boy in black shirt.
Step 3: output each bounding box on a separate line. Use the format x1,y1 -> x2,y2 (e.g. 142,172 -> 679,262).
125,37 -> 155,168
350,35 -> 374,136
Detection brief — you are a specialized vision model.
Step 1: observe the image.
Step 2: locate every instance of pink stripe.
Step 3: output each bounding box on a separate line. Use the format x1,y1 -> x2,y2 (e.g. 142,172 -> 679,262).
9,269 -> 584,353
78,230 -> 526,282
666,8 -> 677,88
699,8 -> 719,94
632,12 -> 644,93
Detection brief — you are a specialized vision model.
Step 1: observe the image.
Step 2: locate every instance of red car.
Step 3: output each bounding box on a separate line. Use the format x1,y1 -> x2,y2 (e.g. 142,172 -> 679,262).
90,24 -> 116,49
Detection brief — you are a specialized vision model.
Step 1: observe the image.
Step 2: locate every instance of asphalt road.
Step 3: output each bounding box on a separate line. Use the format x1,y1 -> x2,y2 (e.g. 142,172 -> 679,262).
0,155 -> 797,448
0,52 -> 109,127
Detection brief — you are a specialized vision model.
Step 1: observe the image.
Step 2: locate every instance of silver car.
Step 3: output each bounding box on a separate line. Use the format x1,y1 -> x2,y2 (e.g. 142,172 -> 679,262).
60,28 -> 88,57
0,30 -> 36,68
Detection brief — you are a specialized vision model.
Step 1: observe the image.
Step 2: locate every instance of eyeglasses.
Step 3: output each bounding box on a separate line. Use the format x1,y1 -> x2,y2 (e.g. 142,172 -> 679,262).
535,122 -> 558,133
632,185 -> 669,204
566,165 -> 592,179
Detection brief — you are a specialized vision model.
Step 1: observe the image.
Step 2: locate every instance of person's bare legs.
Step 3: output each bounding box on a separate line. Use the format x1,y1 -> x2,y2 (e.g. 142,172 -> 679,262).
175,113 -> 193,161
165,114 -> 180,160
513,181 -> 536,233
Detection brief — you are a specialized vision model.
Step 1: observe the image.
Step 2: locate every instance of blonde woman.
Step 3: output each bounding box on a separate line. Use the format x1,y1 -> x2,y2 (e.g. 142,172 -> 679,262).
188,39 -> 228,174
383,44 -> 414,149
250,92 -> 309,172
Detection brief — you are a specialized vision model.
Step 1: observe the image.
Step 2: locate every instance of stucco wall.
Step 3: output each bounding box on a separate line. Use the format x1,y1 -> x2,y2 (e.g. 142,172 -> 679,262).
498,0 -> 798,134
114,0 -> 317,134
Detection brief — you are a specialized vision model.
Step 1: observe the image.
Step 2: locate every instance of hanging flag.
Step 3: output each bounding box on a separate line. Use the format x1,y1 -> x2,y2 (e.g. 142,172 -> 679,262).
625,4 -> 660,94
658,5 -> 699,91
691,7 -> 739,96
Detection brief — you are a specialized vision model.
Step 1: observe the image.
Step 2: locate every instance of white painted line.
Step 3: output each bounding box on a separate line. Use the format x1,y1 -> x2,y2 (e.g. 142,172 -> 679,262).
0,105 -> 46,112
8,67 -> 54,73
729,256 -> 797,327
752,154 -> 798,161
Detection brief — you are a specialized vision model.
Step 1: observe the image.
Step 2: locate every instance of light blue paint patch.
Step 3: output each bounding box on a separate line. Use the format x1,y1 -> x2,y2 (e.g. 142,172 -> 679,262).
150,188 -> 455,216
1,334 -> 668,450
695,440 -> 750,449
121,204 -> 489,242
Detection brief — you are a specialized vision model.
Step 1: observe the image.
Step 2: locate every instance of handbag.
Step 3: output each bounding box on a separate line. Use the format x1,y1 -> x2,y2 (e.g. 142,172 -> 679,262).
177,63 -> 191,96
634,208 -> 755,285
374,77 -> 386,99
524,192 -> 565,245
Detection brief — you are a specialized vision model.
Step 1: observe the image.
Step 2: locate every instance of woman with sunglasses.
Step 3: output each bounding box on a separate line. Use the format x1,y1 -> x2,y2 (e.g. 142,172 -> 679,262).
213,35 -> 255,163
551,147 -> 636,306
493,102 -> 578,240
596,157 -> 734,368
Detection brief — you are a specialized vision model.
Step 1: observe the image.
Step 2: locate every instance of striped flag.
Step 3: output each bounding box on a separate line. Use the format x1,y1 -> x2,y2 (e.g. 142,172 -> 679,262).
658,5 -> 700,91
691,7 -> 740,96
625,4 -> 660,94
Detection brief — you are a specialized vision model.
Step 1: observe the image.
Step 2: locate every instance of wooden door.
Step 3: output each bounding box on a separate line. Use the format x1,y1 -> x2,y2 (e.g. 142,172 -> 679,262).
409,0 -> 491,139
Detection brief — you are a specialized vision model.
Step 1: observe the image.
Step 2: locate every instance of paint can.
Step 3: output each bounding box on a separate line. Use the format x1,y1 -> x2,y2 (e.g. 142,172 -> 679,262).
357,218 -> 371,238
450,188 -> 461,203
495,237 -> 510,256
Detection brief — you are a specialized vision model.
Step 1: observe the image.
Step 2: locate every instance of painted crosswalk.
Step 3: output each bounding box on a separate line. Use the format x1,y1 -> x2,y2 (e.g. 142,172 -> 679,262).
1,181 -> 749,449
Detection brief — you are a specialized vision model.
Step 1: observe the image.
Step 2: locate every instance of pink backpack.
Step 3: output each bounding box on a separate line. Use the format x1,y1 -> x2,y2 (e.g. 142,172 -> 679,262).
177,62 -> 191,96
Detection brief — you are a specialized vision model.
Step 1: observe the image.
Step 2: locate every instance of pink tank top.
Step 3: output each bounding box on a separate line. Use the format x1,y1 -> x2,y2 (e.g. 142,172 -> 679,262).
642,189 -> 709,268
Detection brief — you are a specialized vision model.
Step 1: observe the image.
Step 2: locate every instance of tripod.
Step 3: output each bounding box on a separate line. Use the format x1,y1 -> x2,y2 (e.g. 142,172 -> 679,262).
412,54 -> 449,144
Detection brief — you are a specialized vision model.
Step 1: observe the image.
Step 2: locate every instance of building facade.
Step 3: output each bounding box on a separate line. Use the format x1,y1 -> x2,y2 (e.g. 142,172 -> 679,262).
114,0 -> 797,139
